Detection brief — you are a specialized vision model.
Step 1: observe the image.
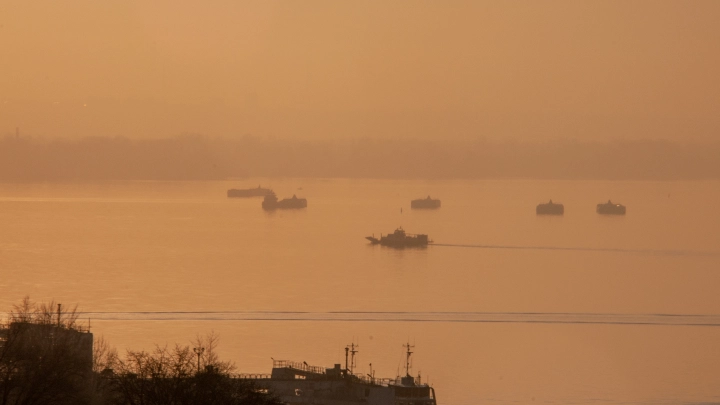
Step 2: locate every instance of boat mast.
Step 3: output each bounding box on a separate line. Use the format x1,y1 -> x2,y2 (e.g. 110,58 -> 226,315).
345,343 -> 359,375
349,343 -> 358,374
404,342 -> 414,377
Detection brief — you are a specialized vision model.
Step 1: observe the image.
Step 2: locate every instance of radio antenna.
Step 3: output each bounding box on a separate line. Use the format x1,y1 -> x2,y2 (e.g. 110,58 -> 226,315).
403,341 -> 414,377
345,342 -> 359,375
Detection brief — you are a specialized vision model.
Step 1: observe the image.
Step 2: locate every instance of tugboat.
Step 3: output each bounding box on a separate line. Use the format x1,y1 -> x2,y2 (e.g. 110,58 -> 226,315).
227,185 -> 273,198
262,192 -> 307,210
536,199 -> 564,215
238,343 -> 437,405
366,227 -> 430,247
596,200 -> 626,215
411,196 -> 441,209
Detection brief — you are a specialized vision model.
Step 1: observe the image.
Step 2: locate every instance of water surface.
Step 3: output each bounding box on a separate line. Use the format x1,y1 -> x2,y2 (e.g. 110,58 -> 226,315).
1,179 -> 719,405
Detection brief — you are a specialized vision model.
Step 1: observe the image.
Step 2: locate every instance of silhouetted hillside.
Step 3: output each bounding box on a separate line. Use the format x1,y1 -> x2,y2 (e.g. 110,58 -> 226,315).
1,135 -> 718,181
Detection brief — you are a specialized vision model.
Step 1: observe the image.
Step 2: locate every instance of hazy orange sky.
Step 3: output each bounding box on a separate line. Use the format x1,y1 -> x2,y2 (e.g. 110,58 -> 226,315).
1,1 -> 719,140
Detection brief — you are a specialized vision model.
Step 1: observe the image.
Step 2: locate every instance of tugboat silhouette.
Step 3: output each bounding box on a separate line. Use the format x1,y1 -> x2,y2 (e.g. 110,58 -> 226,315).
366,227 -> 430,248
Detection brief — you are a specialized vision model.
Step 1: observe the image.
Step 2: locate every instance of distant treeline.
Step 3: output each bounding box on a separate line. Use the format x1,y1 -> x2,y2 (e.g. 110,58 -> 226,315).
1,135 -> 719,181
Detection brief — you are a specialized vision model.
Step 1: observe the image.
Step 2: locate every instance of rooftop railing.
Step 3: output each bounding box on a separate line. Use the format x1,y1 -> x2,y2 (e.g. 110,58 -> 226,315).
272,360 -> 326,375
264,360 -> 426,387
234,373 -> 272,380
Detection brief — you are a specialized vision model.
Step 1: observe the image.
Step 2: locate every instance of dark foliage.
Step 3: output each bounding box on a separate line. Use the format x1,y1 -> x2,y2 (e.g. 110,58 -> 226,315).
108,337 -> 280,405
0,297 -> 93,405
1,298 -> 278,405
109,364 -> 278,405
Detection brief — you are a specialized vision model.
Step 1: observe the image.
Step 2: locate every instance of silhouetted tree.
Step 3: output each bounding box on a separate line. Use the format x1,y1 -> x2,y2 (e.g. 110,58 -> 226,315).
0,298 -> 280,404
109,333 -> 280,405
86,336 -> 120,405
0,297 -> 94,405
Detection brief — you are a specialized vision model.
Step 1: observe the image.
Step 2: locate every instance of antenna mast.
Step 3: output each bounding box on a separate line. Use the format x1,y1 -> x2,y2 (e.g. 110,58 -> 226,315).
345,346 -> 349,374
346,342 -> 359,375
403,342 -> 414,377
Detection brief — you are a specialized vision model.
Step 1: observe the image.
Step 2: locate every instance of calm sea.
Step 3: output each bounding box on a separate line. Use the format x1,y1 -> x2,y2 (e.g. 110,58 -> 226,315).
2,179 -> 720,405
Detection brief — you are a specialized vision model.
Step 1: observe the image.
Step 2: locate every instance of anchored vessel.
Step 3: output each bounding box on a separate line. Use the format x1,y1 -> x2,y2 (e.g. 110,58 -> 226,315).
366,227 -> 430,247
411,196 -> 441,209
596,200 -> 626,215
227,185 -> 273,198
262,193 -> 308,210
536,200 -> 564,215
239,343 -> 437,405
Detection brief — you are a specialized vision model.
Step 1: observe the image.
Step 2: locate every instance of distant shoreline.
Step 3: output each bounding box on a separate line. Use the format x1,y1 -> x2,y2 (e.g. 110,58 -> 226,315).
2,135 -> 718,182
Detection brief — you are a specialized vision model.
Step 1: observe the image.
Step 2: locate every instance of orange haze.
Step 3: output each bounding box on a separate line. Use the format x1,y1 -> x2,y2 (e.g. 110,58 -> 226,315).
1,1 -> 720,141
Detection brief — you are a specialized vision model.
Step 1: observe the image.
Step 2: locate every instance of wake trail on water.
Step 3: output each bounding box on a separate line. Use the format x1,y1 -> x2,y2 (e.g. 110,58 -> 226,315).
430,243 -> 720,257
74,311 -> 720,326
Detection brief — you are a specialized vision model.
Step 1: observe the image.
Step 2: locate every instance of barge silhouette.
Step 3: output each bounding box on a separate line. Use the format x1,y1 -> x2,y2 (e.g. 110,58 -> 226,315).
596,200 -> 626,215
227,185 -> 273,198
411,196 -> 441,209
262,192 -> 307,210
536,200 -> 564,215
